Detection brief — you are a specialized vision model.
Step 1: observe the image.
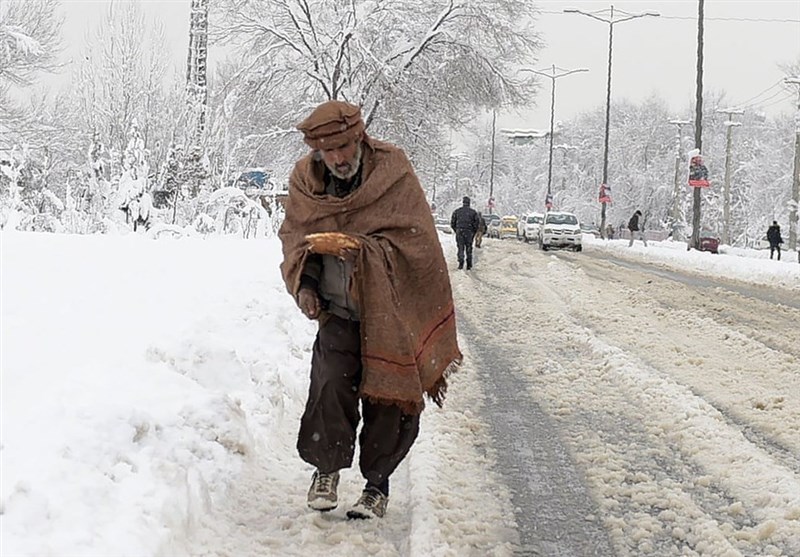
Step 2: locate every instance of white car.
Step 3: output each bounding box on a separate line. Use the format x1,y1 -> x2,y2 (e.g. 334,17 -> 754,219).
540,211 -> 582,251
518,212 -> 544,243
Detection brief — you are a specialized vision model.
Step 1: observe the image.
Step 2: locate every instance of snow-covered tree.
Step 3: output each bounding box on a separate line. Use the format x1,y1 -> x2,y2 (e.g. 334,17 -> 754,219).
0,0 -> 62,136
115,119 -> 153,231
75,1 -> 175,176
211,0 -> 541,181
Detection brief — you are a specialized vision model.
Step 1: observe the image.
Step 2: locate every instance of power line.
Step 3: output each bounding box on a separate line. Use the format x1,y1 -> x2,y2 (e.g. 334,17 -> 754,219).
729,79 -> 784,108
657,16 -> 800,23
733,89 -> 794,111
538,10 -> 800,23
758,92 -> 796,110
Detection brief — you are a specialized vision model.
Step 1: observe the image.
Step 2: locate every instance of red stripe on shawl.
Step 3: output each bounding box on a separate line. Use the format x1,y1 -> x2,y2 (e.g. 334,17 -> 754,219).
361,303 -> 457,370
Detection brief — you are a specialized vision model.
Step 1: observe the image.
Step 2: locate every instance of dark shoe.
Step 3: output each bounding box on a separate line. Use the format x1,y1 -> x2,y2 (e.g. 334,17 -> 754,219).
457,263 -> 463,270
307,470 -> 339,511
347,487 -> 388,519
466,264 -> 472,270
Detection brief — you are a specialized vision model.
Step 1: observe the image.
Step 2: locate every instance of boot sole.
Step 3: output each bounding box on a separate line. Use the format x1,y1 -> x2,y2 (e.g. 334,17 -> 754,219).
346,509 -> 375,520
308,501 -> 338,512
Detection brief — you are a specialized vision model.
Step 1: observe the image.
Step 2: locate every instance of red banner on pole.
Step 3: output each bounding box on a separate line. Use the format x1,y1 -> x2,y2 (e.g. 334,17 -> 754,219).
598,183 -> 612,204
688,153 -> 710,188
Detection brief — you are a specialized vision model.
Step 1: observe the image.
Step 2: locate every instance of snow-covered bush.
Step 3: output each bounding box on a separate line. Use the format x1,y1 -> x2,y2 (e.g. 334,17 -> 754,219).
204,187 -> 269,238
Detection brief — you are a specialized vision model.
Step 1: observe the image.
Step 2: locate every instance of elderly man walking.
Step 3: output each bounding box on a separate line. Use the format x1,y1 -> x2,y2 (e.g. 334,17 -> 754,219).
279,100 -> 462,520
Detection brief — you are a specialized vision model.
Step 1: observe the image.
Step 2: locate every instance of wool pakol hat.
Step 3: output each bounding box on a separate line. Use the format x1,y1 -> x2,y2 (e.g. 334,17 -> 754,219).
297,100 -> 365,150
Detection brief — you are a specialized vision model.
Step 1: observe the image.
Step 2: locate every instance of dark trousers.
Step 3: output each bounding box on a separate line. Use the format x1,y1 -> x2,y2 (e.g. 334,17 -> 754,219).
456,229 -> 475,267
770,244 -> 781,260
297,315 -> 420,487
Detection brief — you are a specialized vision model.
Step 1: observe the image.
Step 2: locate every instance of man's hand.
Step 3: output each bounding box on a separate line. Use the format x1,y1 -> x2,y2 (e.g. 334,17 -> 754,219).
298,287 -> 321,320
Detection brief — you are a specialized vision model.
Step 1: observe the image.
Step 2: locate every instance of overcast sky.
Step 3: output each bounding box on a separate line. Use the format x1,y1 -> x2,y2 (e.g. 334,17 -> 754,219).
51,0 -> 800,131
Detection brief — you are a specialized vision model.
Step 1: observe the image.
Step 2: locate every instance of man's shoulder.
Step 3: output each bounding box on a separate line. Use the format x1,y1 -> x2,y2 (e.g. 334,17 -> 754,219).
290,151 -> 316,176
365,135 -> 401,153
364,135 -> 407,164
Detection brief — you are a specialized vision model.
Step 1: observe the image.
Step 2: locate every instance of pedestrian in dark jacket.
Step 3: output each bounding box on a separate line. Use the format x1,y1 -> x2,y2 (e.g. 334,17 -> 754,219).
450,196 -> 480,269
767,220 -> 783,260
627,210 -> 648,247
474,211 -> 488,248
279,100 -> 462,520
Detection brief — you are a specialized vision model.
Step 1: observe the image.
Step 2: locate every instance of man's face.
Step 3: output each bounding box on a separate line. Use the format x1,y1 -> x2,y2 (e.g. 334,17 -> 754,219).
320,137 -> 362,180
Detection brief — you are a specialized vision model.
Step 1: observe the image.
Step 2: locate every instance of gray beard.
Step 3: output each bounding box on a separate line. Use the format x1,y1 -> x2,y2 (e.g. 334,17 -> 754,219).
327,142 -> 362,180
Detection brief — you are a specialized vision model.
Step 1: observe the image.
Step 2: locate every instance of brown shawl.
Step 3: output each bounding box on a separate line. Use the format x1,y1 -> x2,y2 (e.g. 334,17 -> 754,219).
279,135 -> 462,414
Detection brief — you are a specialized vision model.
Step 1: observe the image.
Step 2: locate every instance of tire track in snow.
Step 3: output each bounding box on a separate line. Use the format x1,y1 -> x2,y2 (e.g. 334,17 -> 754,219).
456,261 -> 745,555
455,240 -> 800,556
539,251 -> 800,469
452,261 -> 615,556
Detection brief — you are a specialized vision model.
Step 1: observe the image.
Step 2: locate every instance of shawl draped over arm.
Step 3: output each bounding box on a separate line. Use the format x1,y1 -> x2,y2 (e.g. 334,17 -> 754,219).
279,137 -> 462,414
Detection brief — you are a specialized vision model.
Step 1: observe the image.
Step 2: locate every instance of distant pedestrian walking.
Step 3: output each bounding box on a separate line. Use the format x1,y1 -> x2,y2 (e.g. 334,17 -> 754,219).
450,196 -> 480,269
474,211 -> 487,248
627,210 -> 647,247
767,220 -> 783,261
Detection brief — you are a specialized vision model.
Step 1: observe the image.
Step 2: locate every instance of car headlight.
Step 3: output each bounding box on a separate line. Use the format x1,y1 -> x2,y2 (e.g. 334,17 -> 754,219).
543,228 -> 552,234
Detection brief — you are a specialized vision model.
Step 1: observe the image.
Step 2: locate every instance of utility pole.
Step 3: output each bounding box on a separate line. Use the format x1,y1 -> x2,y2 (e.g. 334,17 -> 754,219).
717,108 -> 743,246
522,65 -> 588,210
786,77 -> 800,252
182,0 -> 210,207
564,5 -> 659,239
489,109 -> 496,208
669,119 -> 691,240
689,0 -> 705,251
186,0 -> 209,139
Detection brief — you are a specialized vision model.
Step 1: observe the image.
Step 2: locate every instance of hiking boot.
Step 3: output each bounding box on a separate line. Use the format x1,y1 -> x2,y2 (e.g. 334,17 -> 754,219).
346,487 -> 388,519
307,470 -> 339,511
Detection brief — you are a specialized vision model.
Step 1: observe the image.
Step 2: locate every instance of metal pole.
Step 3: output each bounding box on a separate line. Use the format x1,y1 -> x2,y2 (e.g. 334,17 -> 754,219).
547,65 -> 556,198
601,12 -> 614,239
489,109 -> 496,202
786,77 -> 800,252
717,109 -> 743,246
690,0 -> 705,250
521,65 -> 588,209
564,5 -> 659,240
669,119 -> 691,240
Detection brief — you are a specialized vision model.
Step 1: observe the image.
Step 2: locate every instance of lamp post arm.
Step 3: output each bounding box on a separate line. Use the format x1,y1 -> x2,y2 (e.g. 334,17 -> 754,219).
614,13 -> 660,25
563,9 -> 610,24
522,68 -> 588,80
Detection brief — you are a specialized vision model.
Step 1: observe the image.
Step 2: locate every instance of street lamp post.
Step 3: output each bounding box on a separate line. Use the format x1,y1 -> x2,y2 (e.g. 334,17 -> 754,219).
522,65 -> 588,209
564,5 -> 659,239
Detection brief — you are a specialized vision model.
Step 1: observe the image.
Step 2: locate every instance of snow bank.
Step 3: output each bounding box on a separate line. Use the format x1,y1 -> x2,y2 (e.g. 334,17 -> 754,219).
1,232 -> 312,556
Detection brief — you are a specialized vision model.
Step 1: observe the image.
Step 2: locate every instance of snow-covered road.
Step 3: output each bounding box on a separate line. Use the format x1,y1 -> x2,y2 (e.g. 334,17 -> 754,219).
451,238 -> 800,556
4,232 -> 798,557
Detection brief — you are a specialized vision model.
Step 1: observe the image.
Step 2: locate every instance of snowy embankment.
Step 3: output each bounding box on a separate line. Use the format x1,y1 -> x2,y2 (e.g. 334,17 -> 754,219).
2,231 -> 517,557
583,235 -> 800,292
1,232 -> 314,556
